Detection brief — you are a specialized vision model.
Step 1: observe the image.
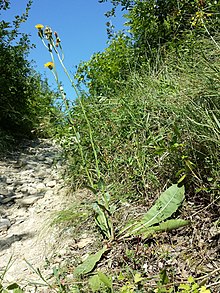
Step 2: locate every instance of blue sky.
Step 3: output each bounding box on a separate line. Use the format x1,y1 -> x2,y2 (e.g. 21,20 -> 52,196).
2,0 -> 125,100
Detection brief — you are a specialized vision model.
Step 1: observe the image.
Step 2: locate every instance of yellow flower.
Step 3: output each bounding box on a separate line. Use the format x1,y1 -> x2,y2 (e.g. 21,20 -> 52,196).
35,24 -> 44,30
44,62 -> 54,70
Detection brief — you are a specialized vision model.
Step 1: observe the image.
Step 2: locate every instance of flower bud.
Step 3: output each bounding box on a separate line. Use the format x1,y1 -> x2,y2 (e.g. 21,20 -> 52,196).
44,26 -> 53,40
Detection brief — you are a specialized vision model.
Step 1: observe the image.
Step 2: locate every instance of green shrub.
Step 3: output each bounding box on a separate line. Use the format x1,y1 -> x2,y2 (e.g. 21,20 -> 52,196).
0,44 -> 55,137
61,37 -> 219,201
0,0 -> 57,140
75,34 -> 136,96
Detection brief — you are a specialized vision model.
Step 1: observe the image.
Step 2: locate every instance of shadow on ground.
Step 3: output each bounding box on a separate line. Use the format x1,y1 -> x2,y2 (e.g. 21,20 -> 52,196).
0,233 -> 32,252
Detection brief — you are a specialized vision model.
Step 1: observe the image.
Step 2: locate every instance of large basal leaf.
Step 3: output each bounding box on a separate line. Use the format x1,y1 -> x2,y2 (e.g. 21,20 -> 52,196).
140,219 -> 189,238
93,203 -> 114,240
74,246 -> 108,276
122,184 -> 185,237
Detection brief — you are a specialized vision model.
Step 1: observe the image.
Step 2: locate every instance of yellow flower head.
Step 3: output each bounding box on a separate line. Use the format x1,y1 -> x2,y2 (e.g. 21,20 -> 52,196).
35,24 -> 44,30
44,62 -> 54,70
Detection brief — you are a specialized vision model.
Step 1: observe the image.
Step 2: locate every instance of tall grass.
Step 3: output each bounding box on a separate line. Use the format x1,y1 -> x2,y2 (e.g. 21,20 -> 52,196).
61,36 -> 219,203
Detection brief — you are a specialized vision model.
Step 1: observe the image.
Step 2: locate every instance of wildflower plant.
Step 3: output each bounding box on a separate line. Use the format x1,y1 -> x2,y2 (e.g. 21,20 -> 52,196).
35,24 -> 100,188
35,24 -> 118,243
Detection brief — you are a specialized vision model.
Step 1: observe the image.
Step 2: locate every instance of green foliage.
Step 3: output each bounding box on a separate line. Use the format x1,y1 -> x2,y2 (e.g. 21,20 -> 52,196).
178,276 -> 211,293
0,44 -> 55,137
93,199 -> 114,240
0,1 -> 57,140
98,0 -> 220,77
73,184 -> 187,287
0,283 -> 24,293
124,0 -> 219,54
52,206 -> 89,225
120,184 -> 189,238
75,34 -> 135,96
115,272 -> 211,293
0,256 -> 24,293
89,271 -> 113,292
0,0 -> 10,10
64,0 -> 220,201
0,0 -> 32,45
62,36 -> 220,200
74,246 -> 108,276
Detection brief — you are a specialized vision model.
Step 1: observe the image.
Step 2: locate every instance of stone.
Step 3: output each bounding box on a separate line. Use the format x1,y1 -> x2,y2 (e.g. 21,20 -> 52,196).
0,176 -> 7,183
46,180 -> 56,188
35,183 -> 46,191
14,192 -> 24,199
37,155 -> 45,161
37,171 -> 47,179
6,178 -> 13,184
27,187 -> 37,195
44,190 -> 54,197
0,138 -> 67,284
0,196 -> 15,204
19,186 -> 28,193
7,186 -> 14,192
16,196 -> 41,207
13,180 -> 23,186
0,218 -> 11,231
0,207 -> 6,216
45,158 -> 53,164
0,188 -> 8,196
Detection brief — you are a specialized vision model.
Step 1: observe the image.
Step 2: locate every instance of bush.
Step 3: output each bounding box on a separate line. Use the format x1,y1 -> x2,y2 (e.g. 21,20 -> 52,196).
75,34 -> 136,96
61,37 -> 219,201
0,43 -> 56,137
0,0 -> 57,139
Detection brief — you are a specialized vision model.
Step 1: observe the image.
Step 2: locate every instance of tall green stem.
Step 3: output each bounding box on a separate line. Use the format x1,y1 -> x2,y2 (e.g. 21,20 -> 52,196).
42,40 -> 93,187
51,40 -> 101,181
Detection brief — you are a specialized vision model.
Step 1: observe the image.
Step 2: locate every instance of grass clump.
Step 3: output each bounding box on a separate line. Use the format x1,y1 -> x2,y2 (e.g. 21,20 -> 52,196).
62,37 -> 219,203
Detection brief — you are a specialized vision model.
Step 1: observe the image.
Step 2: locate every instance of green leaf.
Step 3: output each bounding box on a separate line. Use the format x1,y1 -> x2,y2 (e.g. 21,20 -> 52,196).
13,289 -> 24,293
89,275 -> 101,292
121,184 -> 185,237
159,269 -> 169,285
89,272 -> 113,292
140,184 -> 185,226
118,272 -> 125,281
178,283 -> 190,290
74,246 -> 108,276
141,219 -> 190,238
6,283 -> 22,290
97,271 -> 113,290
178,174 -> 186,184
134,273 -> 144,284
188,276 -> 195,284
93,203 -> 114,240
212,112 -> 220,130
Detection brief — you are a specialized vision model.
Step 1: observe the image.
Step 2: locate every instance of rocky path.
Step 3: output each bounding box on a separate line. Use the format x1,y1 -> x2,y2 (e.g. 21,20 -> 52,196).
0,139 -> 68,290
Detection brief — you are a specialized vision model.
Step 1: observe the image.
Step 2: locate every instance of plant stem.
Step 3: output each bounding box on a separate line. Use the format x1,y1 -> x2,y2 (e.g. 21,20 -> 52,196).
50,40 -> 101,181
46,45 -> 93,187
